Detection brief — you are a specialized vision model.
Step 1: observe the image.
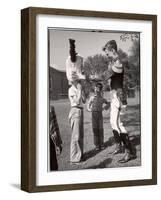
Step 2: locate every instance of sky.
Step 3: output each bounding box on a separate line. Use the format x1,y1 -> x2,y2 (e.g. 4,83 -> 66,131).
49,28 -> 138,71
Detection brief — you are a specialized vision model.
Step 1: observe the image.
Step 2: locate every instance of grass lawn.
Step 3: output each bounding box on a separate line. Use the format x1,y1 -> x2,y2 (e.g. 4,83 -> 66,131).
50,91 -> 141,171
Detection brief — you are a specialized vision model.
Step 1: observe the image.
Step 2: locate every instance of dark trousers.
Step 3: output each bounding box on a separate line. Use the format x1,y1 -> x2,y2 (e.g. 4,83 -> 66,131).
50,137 -> 58,171
92,111 -> 104,147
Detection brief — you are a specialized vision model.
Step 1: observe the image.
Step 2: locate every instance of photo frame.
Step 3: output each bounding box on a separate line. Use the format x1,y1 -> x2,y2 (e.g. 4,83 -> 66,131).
21,7 -> 157,192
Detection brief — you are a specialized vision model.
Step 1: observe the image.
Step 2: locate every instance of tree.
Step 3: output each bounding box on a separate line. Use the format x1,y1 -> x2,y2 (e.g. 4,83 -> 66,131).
117,48 -> 128,68
120,33 -> 140,89
83,54 -> 110,94
128,39 -> 140,65
120,33 -> 139,42
128,39 -> 140,89
83,54 -> 109,77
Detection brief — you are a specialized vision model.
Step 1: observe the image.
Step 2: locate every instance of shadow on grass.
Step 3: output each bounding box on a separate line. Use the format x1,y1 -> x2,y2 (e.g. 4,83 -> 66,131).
82,136 -> 115,162
83,104 -> 140,162
82,130 -> 140,162
85,158 -> 112,169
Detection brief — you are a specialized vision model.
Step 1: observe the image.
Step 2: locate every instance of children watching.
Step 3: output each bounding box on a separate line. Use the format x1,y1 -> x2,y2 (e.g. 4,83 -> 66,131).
87,83 -> 110,150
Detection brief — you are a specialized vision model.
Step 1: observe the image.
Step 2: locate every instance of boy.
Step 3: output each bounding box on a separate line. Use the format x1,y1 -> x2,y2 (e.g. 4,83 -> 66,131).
87,83 -> 110,150
102,40 -> 128,157
102,40 -> 136,162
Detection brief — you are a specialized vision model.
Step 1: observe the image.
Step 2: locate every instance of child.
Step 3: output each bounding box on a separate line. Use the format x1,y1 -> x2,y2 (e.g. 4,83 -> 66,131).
102,40 -> 128,156
87,83 -> 110,150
